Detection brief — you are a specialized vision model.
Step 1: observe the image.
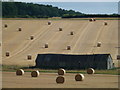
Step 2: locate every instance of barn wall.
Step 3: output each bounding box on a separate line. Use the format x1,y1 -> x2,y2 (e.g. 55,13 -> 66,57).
35,54 -> 113,70
107,55 -> 113,69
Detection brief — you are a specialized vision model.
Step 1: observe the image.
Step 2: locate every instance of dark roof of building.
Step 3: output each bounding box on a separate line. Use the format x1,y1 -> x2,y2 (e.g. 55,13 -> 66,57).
36,53 -> 112,61
35,53 -> 113,70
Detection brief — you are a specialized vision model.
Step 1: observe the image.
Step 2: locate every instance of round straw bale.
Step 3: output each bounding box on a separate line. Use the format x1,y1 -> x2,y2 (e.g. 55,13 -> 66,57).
30,35 -> 34,40
75,73 -> 84,81
70,31 -> 74,35
31,70 -> 40,77
45,43 -> 48,48
67,46 -> 71,50
97,42 -> 101,47
104,22 -> 107,25
16,69 -> 24,76
4,24 -> 8,28
58,68 -> 66,75
93,18 -> 96,21
18,28 -> 22,31
89,18 -> 93,22
27,54 -> 32,60
56,76 -> 65,84
6,51 -> 10,57
59,28 -> 62,31
117,55 -> 120,60
87,68 -> 95,74
48,21 -> 51,25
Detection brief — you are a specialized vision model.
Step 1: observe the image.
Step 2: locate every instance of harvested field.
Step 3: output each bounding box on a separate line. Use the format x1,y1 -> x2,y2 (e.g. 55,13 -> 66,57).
1,19 -> 119,88
2,19 -> 118,67
2,72 -> 118,88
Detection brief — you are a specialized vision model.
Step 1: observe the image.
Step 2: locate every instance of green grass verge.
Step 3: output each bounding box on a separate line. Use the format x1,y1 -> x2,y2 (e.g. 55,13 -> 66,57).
1,65 -> 120,75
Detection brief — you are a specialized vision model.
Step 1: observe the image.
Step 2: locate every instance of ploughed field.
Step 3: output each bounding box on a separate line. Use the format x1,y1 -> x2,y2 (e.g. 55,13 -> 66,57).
2,19 -> 118,67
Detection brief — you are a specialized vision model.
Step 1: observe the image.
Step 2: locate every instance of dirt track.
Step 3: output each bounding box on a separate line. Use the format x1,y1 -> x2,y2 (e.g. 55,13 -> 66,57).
2,72 -> 118,88
2,19 -> 118,66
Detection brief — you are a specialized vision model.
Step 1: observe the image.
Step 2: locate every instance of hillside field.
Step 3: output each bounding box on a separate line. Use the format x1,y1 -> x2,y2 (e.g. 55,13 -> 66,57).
2,19 -> 119,67
1,18 -> 119,88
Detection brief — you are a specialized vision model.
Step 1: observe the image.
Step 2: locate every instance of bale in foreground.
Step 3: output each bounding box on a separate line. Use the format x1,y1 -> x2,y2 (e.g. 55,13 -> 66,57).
89,18 -> 92,22
56,76 -> 65,84
58,68 -> 66,75
75,73 -> 84,81
87,68 -> 95,74
31,70 -> 40,77
16,69 -> 24,76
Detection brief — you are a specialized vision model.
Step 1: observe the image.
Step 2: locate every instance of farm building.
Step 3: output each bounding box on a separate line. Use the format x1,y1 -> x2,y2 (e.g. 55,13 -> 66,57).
35,53 -> 113,70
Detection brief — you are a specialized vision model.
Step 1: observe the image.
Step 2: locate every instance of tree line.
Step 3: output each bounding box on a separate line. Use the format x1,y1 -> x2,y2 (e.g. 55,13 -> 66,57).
2,2 -> 119,18
2,2 -> 83,18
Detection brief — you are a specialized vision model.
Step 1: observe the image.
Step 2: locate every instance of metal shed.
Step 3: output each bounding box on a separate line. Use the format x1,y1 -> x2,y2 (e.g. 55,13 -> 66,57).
35,53 -> 113,70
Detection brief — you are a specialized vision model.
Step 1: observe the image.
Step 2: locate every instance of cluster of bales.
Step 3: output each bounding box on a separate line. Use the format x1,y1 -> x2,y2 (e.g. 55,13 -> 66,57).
5,51 -> 32,60
46,21 -> 73,50
4,24 -> 35,40
88,18 -> 108,26
4,19 -> 108,59
43,43 -> 71,50
89,18 -> 96,22
4,24 -> 23,31
43,41 -> 101,51
5,20 -> 103,58
44,20 -> 105,50
16,69 -> 39,77
4,23 -> 34,58
16,68 -> 95,84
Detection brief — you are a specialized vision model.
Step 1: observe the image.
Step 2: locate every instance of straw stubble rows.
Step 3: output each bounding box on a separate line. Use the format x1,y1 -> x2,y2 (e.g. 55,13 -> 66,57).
2,19 -> 118,67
